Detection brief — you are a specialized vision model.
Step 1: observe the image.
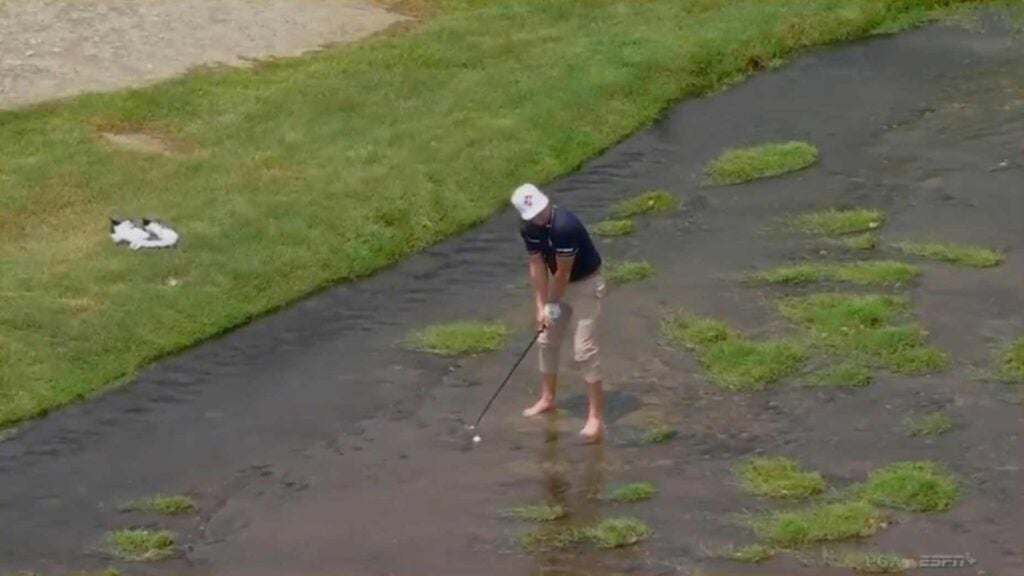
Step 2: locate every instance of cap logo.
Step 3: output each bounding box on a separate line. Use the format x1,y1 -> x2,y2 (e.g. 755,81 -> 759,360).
523,194 -> 533,208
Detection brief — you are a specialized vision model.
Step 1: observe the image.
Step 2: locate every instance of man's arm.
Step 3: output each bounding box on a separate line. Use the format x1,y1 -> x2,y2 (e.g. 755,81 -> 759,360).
527,253 -> 549,313
547,254 -> 574,304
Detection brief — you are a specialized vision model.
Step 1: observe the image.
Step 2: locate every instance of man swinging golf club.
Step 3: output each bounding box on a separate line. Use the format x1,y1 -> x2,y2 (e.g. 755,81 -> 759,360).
511,183 -> 606,443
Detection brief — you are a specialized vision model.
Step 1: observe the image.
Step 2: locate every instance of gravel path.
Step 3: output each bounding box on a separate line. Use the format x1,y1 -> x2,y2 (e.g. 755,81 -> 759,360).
0,0 -> 403,109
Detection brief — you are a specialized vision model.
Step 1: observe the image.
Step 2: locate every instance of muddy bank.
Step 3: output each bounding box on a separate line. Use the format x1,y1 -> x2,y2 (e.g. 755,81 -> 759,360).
0,0 -> 403,109
2,13 -> 1023,576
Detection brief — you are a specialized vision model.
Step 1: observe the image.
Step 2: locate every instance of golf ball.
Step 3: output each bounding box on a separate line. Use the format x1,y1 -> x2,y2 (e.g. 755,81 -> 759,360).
472,435 -> 482,443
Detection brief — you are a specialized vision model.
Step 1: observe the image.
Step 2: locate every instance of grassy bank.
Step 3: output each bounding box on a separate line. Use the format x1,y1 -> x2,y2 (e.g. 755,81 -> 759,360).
0,0 -> 986,426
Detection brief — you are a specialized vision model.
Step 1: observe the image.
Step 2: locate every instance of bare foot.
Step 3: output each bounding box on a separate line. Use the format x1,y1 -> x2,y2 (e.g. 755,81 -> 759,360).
522,397 -> 556,417
579,418 -> 604,443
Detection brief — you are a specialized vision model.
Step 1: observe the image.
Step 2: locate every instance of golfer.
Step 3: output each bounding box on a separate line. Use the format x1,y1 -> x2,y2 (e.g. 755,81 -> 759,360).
511,183 -> 606,443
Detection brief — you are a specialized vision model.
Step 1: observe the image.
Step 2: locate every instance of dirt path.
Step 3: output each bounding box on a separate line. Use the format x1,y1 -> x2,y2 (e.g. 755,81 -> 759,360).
0,0 -> 402,110
2,15 -> 1023,576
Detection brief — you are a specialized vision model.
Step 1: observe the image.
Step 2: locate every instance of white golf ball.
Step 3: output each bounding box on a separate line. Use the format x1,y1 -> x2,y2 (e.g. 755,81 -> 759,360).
472,435 -> 482,443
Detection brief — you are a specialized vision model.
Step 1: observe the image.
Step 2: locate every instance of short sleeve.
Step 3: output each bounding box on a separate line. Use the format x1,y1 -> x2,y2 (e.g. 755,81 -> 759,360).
550,218 -> 579,258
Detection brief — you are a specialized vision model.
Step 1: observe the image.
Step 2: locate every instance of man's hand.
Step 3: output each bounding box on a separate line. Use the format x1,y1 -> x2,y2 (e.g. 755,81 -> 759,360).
535,306 -> 547,332
543,302 -> 562,324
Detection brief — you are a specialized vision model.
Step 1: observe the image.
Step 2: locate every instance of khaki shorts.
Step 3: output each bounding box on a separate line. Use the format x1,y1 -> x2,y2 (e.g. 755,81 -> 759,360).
538,272 -> 605,383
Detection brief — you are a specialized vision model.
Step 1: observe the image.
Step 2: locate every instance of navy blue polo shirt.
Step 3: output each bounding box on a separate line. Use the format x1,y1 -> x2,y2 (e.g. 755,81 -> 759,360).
519,206 -> 602,282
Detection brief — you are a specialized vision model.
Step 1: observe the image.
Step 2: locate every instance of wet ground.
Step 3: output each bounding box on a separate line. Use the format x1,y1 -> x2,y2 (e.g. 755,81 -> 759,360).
2,13 -> 1023,576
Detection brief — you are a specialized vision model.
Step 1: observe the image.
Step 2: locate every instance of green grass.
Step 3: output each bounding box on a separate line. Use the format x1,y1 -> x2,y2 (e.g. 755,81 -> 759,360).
500,504 -> 566,522
405,321 -> 507,356
997,337 -> 1024,383
829,551 -> 909,573
894,241 -> 1004,268
705,141 -> 818,185
736,456 -> 826,500
606,482 -> 658,503
751,501 -> 885,547
605,260 -> 655,283
754,261 -> 919,286
0,0 -> 983,426
905,412 -> 954,437
839,233 -> 880,251
853,461 -> 958,512
662,312 -> 806,390
642,424 -> 677,444
516,525 -> 585,551
594,218 -> 635,237
778,293 -> 948,375
805,362 -> 873,388
723,543 -> 774,563
122,494 -> 196,515
105,529 -> 175,561
662,313 -> 808,388
610,190 -> 677,218
789,208 -> 885,236
584,517 -> 651,549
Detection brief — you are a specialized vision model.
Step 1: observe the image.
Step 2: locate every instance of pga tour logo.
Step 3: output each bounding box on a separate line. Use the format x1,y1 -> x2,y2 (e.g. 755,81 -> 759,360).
523,194 -> 534,208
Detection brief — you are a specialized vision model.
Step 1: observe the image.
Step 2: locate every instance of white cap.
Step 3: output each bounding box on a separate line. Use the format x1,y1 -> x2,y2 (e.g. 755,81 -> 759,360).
510,183 -> 549,221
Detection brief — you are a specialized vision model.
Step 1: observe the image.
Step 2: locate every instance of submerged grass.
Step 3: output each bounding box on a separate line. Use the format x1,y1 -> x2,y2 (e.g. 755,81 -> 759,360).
500,504 -> 566,522
736,456 -> 826,500
997,337 -> 1024,383
838,233 -> 880,251
584,517 -> 651,549
723,543 -> 775,563
105,529 -> 175,561
594,218 -> 635,237
705,141 -> 818,185
751,501 -> 885,547
606,482 -> 658,503
754,261 -> 919,286
605,260 -> 655,283
788,208 -> 885,236
610,190 -> 677,219
642,424 -> 677,444
406,321 -> 507,356
778,293 -> 948,375
805,362 -> 873,388
905,412 -> 954,437
852,461 -> 958,512
0,0 -> 985,425
894,241 -> 1004,268
662,312 -> 806,391
122,494 -> 196,515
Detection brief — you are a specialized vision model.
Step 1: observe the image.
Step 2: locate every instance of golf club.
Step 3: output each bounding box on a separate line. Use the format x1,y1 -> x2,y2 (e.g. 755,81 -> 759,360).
465,327 -> 544,443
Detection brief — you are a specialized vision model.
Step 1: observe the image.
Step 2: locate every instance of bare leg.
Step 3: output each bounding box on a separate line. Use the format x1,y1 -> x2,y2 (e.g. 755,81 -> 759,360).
523,373 -> 557,416
579,379 -> 604,443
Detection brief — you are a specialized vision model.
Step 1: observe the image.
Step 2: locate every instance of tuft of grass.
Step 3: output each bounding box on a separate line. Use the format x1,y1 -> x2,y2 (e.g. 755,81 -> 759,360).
606,482 -> 658,503
584,517 -> 651,549
788,208 -> 885,236
751,501 -> 885,547
853,461 -> 958,512
594,218 -> 635,237
904,412 -> 954,437
753,261 -> 919,286
516,525 -> 585,551
778,293 -> 948,375
723,543 -> 774,563
105,529 -> 175,561
894,241 -> 1004,268
500,504 -> 566,522
736,456 -> 826,500
122,494 -> 196,515
805,363 -> 873,388
642,424 -> 677,444
605,260 -> 655,283
662,312 -> 806,391
705,141 -> 818,185
997,337 -> 1024,383
610,190 -> 677,218
829,551 -> 910,573
839,233 -> 880,251
405,321 -> 507,356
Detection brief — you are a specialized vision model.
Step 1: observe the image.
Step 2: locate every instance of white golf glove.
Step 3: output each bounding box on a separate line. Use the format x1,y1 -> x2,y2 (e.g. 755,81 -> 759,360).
543,302 -> 562,323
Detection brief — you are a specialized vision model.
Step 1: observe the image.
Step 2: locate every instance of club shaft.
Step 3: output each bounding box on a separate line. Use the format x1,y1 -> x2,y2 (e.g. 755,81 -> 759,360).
473,329 -> 543,428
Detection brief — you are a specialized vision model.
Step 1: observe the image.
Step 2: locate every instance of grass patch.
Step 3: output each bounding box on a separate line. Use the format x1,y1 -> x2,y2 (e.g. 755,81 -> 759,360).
754,261 -> 919,286
594,218 -> 635,237
723,543 -> 774,563
642,424 -> 677,444
405,321 -> 507,356
610,190 -> 677,219
905,412 -> 954,437
516,525 -> 585,551
778,293 -> 948,375
500,504 -> 566,522
828,551 -> 909,573
894,242 -> 1004,268
584,517 -> 651,549
662,312 -> 806,391
0,0 -> 981,426
606,482 -> 658,503
805,363 -> 873,388
997,337 -> 1024,383
853,461 -> 958,512
605,260 -> 654,283
788,208 -> 885,236
122,494 -> 196,515
839,233 -> 880,251
705,141 -> 818,185
105,529 -> 175,561
751,501 -> 885,547
736,456 -> 826,500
